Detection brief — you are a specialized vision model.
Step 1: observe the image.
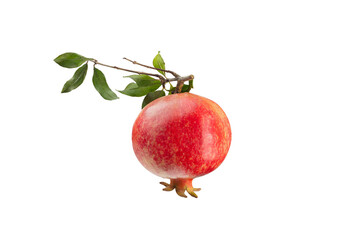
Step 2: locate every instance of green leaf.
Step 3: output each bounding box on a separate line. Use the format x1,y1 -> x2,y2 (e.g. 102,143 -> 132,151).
182,80 -> 194,92
118,75 -> 162,97
168,85 -> 176,95
181,84 -> 190,92
54,52 -> 88,68
92,67 -> 119,100
189,79 -> 194,89
142,90 -> 165,108
168,83 -> 192,94
118,83 -> 161,97
152,51 -> 165,76
118,82 -> 139,95
61,63 -> 88,93
124,75 -> 160,87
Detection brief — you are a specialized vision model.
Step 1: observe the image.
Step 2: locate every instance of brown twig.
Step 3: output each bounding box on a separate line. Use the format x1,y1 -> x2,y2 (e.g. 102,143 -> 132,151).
90,59 -> 165,81
123,57 -> 180,78
172,75 -> 194,93
89,59 -> 193,93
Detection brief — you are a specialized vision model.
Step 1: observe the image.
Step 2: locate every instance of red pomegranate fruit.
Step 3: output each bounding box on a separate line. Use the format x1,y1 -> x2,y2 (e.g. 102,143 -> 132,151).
132,93 -> 231,198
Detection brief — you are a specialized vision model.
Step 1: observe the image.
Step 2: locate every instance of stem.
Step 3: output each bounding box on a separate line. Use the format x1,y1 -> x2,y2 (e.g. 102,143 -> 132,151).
172,75 -> 194,93
167,75 -> 194,83
123,57 -> 180,77
89,59 -> 193,93
90,59 -> 166,81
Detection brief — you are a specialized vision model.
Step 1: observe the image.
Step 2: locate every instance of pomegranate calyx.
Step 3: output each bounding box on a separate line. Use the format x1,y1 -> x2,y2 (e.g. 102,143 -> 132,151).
160,178 -> 201,198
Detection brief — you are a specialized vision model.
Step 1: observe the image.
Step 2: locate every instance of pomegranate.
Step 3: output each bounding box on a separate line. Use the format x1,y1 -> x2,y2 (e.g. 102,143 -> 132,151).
54,51 -> 232,198
132,93 -> 231,198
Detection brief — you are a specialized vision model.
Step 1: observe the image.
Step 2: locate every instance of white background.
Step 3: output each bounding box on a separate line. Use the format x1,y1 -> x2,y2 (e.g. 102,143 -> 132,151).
0,0 -> 359,239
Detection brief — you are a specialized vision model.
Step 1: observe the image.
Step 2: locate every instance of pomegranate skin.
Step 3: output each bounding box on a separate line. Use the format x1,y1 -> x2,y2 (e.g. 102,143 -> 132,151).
132,93 -> 231,181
